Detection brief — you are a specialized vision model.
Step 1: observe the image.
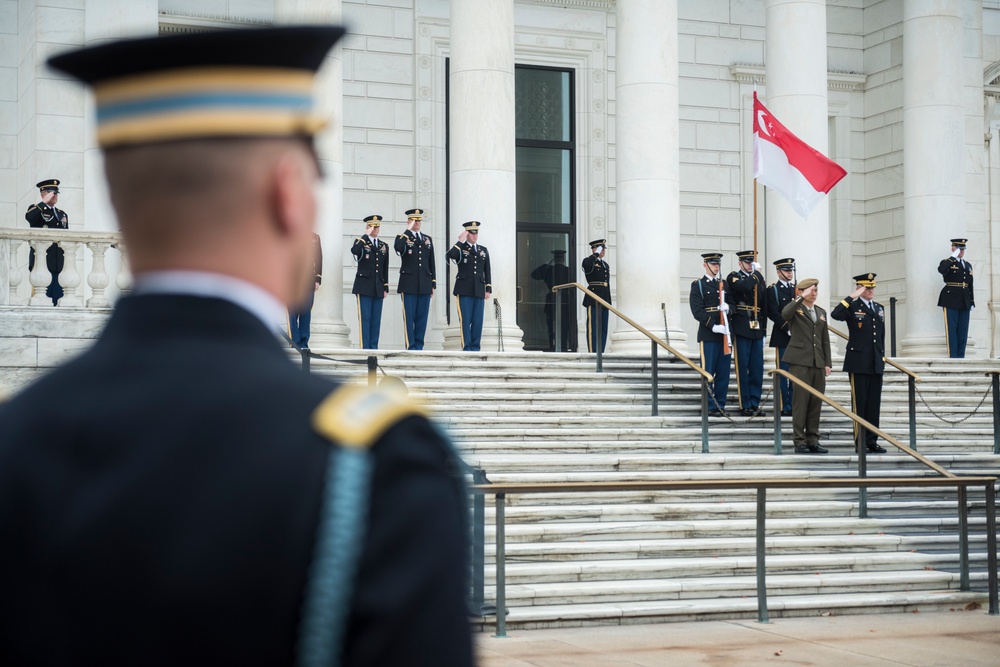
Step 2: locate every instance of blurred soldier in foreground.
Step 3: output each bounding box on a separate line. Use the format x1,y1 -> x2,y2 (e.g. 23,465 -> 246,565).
0,27 -> 474,667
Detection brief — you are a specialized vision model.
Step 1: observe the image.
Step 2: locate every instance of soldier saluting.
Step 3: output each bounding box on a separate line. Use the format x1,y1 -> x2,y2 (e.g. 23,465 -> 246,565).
938,238 -> 974,358
25,178 -> 69,306
726,250 -> 768,417
351,215 -> 389,349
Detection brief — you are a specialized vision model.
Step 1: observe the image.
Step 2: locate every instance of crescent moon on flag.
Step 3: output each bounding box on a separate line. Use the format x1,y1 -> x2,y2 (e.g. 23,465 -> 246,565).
757,110 -> 770,136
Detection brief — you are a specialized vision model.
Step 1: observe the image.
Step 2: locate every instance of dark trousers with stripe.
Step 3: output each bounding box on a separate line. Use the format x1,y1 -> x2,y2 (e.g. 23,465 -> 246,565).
700,340 -> 731,411
288,288 -> 315,348
775,346 -> 793,412
457,295 -> 484,351
850,372 -> 883,448
356,295 -> 384,349
586,304 -> 609,353
401,292 -> 431,350
944,307 -> 970,358
732,335 -> 764,410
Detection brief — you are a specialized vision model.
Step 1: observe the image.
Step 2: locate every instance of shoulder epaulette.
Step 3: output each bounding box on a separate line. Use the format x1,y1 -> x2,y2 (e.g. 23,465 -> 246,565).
26,204 -> 38,212
312,383 -> 426,449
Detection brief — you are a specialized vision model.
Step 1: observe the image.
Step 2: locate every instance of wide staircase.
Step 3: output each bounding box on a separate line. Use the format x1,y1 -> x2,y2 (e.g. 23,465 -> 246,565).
306,347 -> 1000,629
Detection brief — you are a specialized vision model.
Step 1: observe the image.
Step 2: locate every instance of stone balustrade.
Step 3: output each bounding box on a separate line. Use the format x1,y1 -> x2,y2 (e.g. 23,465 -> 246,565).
0,228 -> 131,309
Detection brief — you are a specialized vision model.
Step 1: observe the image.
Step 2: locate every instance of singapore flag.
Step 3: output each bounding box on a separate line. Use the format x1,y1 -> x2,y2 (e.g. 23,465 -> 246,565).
753,92 -> 846,219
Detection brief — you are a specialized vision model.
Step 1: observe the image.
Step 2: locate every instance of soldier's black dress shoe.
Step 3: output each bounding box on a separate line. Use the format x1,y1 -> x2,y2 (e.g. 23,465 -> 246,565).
739,408 -> 754,417
794,444 -> 812,453
753,408 -> 767,417
708,409 -> 727,417
807,443 -> 828,453
780,409 -> 793,417
867,443 -> 887,454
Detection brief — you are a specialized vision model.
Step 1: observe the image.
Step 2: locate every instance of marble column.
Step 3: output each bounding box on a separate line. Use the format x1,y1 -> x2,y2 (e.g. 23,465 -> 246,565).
83,0 -> 158,301
448,0 -> 523,350
275,0 -> 351,348
901,0 -> 964,356
764,0 -> 832,311
612,0 -> 686,354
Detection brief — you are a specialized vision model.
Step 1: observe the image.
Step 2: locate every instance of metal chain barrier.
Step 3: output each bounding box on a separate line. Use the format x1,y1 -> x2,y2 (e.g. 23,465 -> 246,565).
913,380 -> 994,426
494,298 -> 504,352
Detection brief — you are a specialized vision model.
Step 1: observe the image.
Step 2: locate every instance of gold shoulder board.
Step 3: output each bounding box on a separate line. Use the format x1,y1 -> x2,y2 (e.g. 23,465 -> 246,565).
312,383 -> 426,450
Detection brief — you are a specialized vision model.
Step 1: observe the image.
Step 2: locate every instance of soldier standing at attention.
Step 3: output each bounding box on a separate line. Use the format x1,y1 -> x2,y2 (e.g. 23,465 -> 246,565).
0,27 -> 474,666
394,208 -> 435,350
766,258 -> 796,416
938,238 -> 974,358
726,250 -> 768,416
689,252 -> 731,417
351,215 -> 389,349
25,178 -> 69,306
582,238 -> 612,354
831,273 -> 888,454
445,220 -> 491,351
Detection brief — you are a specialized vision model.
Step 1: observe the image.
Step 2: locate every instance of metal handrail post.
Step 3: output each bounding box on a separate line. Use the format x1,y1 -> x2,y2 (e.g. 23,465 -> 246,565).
651,340 -> 659,417
367,355 -> 377,388
908,376 -> 917,450
986,482 -> 998,615
889,297 -> 897,357
772,373 -> 782,455
554,292 -> 562,352
494,493 -> 507,638
701,378 -> 710,454
857,427 -> 868,519
470,469 -> 492,616
958,486 -> 969,591
756,487 -> 769,623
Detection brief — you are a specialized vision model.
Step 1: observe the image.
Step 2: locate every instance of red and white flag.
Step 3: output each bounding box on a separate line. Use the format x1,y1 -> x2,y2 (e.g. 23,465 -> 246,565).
753,92 -> 846,219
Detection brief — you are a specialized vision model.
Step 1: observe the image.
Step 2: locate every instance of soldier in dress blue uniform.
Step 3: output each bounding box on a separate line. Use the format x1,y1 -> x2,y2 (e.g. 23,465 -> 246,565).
582,238 -> 612,353
726,250 -> 768,416
351,215 -> 389,349
938,238 -> 974,358
690,252 -> 732,416
445,220 -> 492,351
25,178 -> 69,306
766,257 -> 796,416
831,272 -> 888,454
0,27 -> 474,667
394,208 -> 436,350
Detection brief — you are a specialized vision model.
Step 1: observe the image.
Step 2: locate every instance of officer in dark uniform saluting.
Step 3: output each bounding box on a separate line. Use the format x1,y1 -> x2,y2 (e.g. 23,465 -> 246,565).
690,252 -> 732,417
446,220 -> 492,351
938,238 -> 974,358
582,238 -> 612,353
766,257 -> 796,416
394,208 -> 435,350
351,214 -> 389,349
726,250 -> 768,416
25,178 -> 69,306
831,272 -> 888,454
0,27 -> 473,667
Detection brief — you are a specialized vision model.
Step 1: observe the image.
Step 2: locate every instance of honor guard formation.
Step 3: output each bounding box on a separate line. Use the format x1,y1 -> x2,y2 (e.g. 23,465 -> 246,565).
0,26 -> 475,666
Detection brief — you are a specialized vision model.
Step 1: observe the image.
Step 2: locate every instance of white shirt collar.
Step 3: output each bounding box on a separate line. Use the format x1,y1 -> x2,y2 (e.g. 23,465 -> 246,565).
132,270 -> 287,331
704,273 -> 719,281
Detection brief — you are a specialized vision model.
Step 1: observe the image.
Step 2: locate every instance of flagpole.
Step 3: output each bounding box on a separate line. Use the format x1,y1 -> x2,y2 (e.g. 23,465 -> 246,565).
753,177 -> 759,326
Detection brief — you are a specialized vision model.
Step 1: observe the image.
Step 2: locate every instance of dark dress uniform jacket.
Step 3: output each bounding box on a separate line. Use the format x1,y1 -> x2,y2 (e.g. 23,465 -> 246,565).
780,299 -> 832,368
689,276 -> 727,343
937,257 -> 974,310
351,235 -> 389,297
831,296 -> 886,375
0,295 -> 473,667
25,201 -> 68,274
766,281 -> 795,348
394,230 -> 436,294
581,255 -> 611,306
726,269 -> 768,339
446,241 -> 492,298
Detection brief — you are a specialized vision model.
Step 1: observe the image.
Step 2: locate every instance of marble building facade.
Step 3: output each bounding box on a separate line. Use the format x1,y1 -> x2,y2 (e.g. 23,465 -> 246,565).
3,0 -> 1000,361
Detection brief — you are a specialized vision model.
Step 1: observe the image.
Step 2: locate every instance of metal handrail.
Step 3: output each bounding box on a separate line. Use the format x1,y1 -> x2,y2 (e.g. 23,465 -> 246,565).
551,282 -> 711,382
828,326 -> 921,382
471,476 -> 999,636
768,368 -> 952,478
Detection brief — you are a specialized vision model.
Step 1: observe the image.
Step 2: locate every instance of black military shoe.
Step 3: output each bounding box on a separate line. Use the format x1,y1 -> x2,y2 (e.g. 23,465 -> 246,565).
794,444 -> 812,454
739,408 -> 755,417
753,408 -> 767,417
807,444 -> 828,453
708,409 -> 726,417
780,409 -> 793,417
867,443 -> 887,454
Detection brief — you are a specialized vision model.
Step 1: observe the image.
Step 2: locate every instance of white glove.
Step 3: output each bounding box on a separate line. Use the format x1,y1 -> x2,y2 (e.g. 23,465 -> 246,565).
712,324 -> 729,335
719,302 -> 730,313
951,249 -> 961,258
751,262 -> 762,272
593,245 -> 604,254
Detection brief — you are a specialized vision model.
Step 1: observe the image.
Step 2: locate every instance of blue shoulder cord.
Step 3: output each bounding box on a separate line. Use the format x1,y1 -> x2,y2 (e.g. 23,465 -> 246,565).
297,447 -> 372,667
